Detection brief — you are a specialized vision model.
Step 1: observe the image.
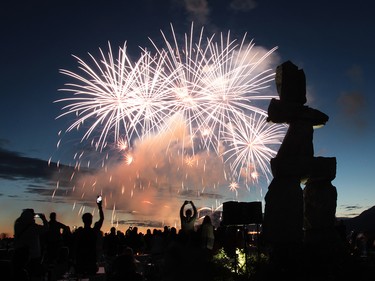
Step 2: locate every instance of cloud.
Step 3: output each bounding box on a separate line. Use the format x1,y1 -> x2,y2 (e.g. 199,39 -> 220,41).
338,204 -> 367,218
337,91 -> 367,130
0,145 -> 93,201
338,91 -> 365,116
336,65 -> 367,130
0,117 -> 238,229
117,219 -> 164,229
344,205 -> 363,211
229,0 -> 257,12
179,0 -> 258,27
0,148 -> 58,181
235,43 -> 280,73
346,64 -> 364,85
183,0 -> 210,25
55,114 -> 274,228
58,118 -> 231,227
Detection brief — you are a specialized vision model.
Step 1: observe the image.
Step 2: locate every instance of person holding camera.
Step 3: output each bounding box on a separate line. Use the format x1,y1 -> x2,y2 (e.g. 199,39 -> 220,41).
73,195 -> 104,277
13,209 -> 49,280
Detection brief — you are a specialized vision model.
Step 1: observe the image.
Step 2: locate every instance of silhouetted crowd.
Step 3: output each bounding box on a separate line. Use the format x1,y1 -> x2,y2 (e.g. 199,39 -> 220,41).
1,200 -> 244,281
0,200 -> 374,281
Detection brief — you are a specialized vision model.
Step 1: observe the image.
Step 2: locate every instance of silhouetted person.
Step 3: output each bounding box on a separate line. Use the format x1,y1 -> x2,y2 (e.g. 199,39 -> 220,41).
46,212 -> 70,264
150,229 -> 164,257
166,226 -> 179,248
127,226 -> 144,254
197,215 -> 215,261
180,201 -> 198,243
180,200 -> 197,235
74,196 -> 104,277
109,245 -> 144,281
13,208 -> 48,280
103,226 -> 120,259
143,229 -> 153,253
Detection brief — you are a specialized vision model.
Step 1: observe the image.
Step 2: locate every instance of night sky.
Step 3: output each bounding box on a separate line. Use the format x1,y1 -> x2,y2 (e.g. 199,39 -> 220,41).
1,0 -> 374,235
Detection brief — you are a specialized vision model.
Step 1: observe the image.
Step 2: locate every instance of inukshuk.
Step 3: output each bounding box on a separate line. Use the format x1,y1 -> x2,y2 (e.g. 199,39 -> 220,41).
262,61 -> 336,271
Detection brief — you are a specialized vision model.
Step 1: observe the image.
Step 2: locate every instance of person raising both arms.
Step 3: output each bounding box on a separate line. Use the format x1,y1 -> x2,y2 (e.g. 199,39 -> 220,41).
180,200 -> 197,235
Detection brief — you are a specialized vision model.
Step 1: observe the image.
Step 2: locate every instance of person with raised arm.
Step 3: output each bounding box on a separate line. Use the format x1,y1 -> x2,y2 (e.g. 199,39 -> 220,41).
74,195 -> 104,277
179,200 -> 197,235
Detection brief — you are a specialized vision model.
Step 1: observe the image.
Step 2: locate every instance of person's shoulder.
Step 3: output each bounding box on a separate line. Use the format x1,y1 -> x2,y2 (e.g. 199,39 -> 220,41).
35,222 -> 48,230
75,227 -> 87,235
94,221 -> 103,231
57,221 -> 67,226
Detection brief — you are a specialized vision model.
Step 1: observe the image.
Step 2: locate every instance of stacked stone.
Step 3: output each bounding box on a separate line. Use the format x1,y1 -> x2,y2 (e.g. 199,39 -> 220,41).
262,61 -> 335,273
302,157 -> 348,279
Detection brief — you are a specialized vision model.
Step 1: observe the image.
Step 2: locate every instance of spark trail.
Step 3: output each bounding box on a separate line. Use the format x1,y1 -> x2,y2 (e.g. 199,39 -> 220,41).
53,23 -> 285,225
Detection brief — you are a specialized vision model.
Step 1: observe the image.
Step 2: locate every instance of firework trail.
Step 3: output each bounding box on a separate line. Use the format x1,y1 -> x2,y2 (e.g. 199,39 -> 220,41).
222,112 -> 286,184
56,23 -> 279,153
148,24 -> 278,153
54,23 -> 286,224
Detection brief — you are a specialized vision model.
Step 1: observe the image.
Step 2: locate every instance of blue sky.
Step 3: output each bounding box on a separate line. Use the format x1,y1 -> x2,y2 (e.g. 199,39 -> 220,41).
0,0 -> 374,235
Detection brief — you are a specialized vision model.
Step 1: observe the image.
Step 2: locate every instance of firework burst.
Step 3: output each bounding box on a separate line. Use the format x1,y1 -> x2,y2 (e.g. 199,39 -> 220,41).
54,23 -> 286,216
222,113 -> 286,184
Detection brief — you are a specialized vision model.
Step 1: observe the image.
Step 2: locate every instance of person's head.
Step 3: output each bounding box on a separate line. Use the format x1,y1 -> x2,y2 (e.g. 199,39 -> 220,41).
110,226 -> 116,234
50,212 -> 56,221
203,215 -> 211,224
185,209 -> 192,218
132,226 -> 138,233
170,227 -> 177,235
19,208 -> 35,224
82,213 -> 93,226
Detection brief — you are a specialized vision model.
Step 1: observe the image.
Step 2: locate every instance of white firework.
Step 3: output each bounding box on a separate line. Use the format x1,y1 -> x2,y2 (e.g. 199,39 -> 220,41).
222,113 -> 286,183
56,23 -> 284,182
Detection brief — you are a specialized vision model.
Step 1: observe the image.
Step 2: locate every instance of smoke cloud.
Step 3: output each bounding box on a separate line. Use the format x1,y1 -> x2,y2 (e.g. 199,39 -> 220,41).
337,65 -> 367,130
62,116 -> 230,226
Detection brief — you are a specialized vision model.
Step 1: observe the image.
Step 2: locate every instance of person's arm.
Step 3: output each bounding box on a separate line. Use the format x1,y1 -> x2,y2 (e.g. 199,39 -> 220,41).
180,202 -> 186,219
94,200 -> 104,230
57,221 -> 70,233
191,201 -> 198,219
36,213 -> 49,233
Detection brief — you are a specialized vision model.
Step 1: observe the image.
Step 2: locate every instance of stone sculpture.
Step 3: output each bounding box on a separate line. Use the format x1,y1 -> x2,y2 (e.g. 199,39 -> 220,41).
262,61 -> 337,276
